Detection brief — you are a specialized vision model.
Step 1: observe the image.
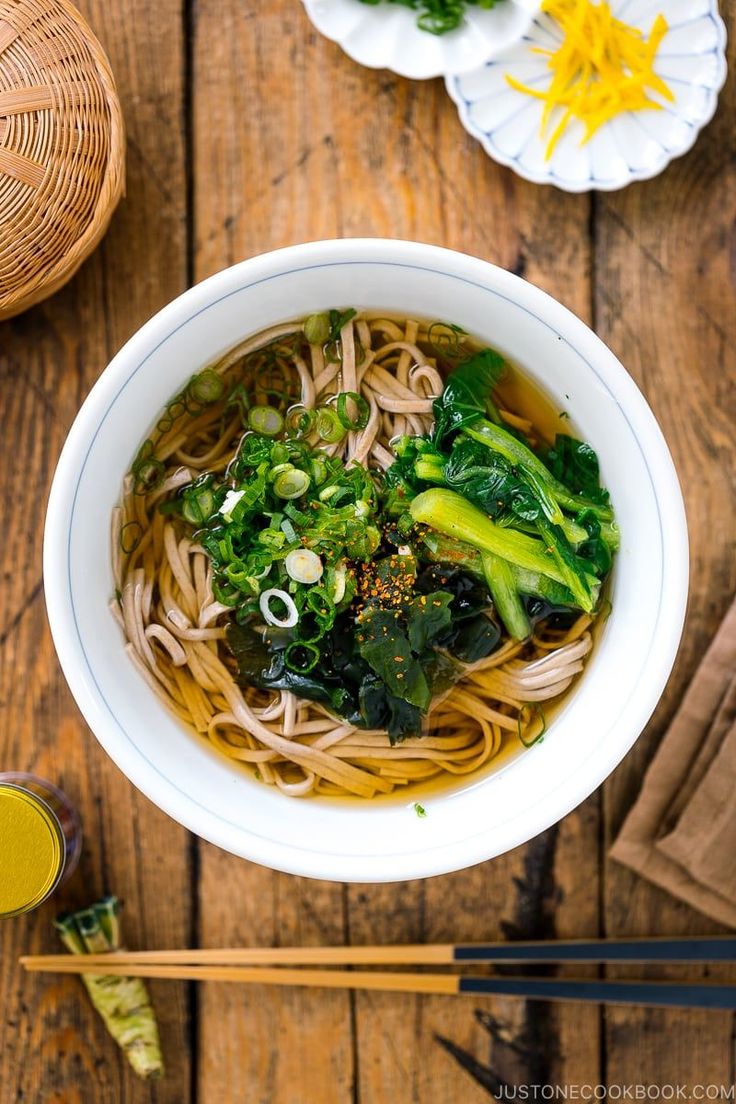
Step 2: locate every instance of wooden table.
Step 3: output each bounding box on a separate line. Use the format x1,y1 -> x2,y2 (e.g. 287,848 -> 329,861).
1,1 -> 735,1100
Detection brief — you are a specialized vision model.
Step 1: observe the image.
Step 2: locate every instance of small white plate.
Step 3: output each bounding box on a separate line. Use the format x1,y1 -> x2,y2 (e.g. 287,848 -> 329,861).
446,0 -> 728,191
301,0 -> 540,80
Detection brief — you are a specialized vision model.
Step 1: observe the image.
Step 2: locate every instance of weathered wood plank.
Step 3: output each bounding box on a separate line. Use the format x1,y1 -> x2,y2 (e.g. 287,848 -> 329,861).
0,1 -> 191,1101
193,5 -> 354,1103
599,0 -> 736,1087
193,3 -> 599,1100
196,854 -> 355,1104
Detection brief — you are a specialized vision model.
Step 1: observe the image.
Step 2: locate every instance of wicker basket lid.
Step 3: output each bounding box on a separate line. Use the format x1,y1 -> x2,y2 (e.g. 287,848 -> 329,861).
0,0 -> 125,320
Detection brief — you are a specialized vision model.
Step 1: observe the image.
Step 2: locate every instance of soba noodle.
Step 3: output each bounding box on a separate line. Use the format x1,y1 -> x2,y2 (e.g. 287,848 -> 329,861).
113,315 -> 595,799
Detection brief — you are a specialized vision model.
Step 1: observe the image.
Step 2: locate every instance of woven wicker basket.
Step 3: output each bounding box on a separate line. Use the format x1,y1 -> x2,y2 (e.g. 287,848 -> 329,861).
0,0 -> 125,320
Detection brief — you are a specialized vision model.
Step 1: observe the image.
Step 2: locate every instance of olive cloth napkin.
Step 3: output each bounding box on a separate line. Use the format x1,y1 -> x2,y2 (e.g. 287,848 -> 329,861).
610,596 -> 736,928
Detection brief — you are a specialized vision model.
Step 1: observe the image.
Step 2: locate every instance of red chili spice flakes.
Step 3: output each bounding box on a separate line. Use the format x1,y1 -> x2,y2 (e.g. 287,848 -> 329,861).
354,556 -> 416,614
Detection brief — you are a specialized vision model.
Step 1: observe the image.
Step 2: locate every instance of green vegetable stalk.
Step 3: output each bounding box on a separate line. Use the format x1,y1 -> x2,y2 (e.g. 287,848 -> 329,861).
420,532 -> 596,609
410,488 -> 595,611
54,897 -> 163,1080
481,551 -> 530,642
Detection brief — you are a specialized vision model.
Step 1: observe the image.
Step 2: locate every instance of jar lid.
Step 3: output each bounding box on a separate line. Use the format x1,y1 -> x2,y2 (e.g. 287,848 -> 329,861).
0,784 -> 64,917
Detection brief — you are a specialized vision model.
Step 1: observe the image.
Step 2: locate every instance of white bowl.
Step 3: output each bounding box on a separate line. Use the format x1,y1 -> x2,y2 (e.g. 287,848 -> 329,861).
301,0 -> 540,80
44,239 -> 688,883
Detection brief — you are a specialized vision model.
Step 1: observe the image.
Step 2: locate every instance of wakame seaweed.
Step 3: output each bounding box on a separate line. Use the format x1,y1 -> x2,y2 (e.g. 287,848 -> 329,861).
227,559 -> 501,743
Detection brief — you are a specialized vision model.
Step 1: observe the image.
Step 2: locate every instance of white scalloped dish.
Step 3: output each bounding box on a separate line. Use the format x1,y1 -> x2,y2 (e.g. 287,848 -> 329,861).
301,0 -> 541,79
446,0 -> 727,191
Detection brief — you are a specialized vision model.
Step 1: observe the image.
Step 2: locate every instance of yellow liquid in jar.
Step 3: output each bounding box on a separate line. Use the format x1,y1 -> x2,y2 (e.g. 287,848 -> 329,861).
0,784 -> 64,918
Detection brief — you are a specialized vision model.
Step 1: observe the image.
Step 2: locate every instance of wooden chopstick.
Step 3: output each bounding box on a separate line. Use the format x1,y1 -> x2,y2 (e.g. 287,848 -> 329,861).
20,936 -> 736,971
18,961 -> 736,1009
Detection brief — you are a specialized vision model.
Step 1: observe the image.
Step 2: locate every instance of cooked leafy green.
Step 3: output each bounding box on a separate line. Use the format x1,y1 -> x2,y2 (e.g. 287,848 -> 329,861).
463,421 -> 613,521
431,348 -> 506,447
358,0 -> 505,36
444,438 -> 542,521
543,434 -> 609,505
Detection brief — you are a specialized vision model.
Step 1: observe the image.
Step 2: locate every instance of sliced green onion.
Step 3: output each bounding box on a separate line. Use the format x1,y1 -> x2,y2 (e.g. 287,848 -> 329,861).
284,641 -> 320,674
280,518 -> 298,544
518,704 -> 547,748
120,521 -> 143,555
336,391 -> 370,431
184,397 -> 205,417
427,321 -> 466,360
315,407 -> 346,444
248,405 -> 283,436
285,548 -> 323,584
259,588 -> 298,628
258,528 -> 286,550
285,404 -> 315,438
285,502 -> 309,525
269,442 -> 290,467
132,457 -> 165,494
218,489 -> 246,521
182,487 -> 215,525
235,433 -> 273,467
235,600 -> 260,624
285,439 -> 312,463
309,457 -> 328,486
397,512 -> 414,537
225,561 -> 256,589
212,578 -> 241,606
189,369 -> 224,404
304,313 -> 331,345
269,462 -> 295,481
305,586 -> 333,620
274,469 -> 310,500
331,561 -> 347,604
225,383 -> 251,421
295,612 -> 324,644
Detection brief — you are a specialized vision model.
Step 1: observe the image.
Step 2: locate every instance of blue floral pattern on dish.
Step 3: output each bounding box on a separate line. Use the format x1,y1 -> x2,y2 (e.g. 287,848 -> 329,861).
445,0 -> 727,192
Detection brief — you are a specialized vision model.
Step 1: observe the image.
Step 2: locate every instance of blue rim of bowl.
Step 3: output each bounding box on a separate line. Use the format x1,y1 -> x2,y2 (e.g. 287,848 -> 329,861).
43,240 -> 689,881
445,2 -> 728,192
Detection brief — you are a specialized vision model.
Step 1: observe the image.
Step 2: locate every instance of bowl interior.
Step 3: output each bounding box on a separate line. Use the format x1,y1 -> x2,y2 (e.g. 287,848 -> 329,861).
44,241 -> 687,881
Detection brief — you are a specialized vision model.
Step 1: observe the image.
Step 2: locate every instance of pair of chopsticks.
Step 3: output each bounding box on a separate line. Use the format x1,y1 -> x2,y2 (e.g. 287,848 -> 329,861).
21,937 -> 736,1010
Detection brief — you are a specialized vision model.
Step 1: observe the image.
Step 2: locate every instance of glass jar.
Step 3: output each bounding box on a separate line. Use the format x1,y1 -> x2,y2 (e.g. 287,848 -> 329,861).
0,772 -> 82,918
